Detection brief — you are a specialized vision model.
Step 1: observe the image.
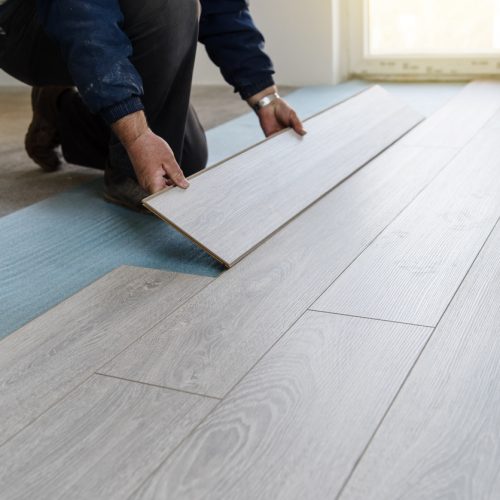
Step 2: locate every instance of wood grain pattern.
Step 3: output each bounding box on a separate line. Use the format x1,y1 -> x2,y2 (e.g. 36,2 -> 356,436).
399,80 -> 500,148
0,375 -> 217,500
144,86 -> 423,267
339,220 -> 500,500
0,266 -> 212,445
131,312 -> 431,500
101,144 -> 457,398
313,129 -> 500,327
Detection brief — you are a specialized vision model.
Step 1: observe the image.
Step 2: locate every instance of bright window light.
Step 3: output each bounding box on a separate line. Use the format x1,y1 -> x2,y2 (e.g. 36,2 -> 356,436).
368,0 -> 500,55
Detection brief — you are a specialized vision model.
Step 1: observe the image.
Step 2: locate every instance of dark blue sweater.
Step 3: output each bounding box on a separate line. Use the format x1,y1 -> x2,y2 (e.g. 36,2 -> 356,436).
32,0 -> 275,124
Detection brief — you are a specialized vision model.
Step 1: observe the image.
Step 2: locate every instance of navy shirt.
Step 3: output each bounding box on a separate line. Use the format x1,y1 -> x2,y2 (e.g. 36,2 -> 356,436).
31,0 -> 275,124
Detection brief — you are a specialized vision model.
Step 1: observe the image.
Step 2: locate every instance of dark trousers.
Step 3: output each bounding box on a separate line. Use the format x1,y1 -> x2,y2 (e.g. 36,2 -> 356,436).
0,0 -> 208,178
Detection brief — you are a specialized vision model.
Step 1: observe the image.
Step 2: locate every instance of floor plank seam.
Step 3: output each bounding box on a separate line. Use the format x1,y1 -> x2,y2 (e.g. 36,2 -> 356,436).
94,372 -> 222,401
334,324 -> 436,500
92,276 -> 216,376
125,396 -> 228,500
0,369 -> 98,450
419,215 -> 500,332
0,273 -> 216,449
335,216 -> 500,500
124,304 -> 320,499
309,128 -> 494,311
307,309 -> 433,329
227,115 -> 426,268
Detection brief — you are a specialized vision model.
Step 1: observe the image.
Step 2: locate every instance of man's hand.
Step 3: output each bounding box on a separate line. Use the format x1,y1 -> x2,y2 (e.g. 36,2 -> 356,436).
248,85 -> 306,138
111,111 -> 189,194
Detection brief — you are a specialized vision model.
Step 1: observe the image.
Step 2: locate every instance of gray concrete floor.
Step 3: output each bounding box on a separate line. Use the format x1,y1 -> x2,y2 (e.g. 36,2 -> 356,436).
0,85 -> 292,217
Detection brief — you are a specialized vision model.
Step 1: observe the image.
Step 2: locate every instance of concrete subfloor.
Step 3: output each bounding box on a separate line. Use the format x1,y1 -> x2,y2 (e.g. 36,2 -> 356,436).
0,85 -> 293,217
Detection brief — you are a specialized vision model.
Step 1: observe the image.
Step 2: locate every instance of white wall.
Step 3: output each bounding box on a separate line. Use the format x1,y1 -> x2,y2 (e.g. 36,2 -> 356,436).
1,1 -> 344,88
194,0 -> 345,87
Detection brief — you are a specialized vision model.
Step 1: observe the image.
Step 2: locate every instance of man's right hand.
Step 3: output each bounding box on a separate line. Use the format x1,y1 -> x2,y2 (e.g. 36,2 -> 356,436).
111,111 -> 189,194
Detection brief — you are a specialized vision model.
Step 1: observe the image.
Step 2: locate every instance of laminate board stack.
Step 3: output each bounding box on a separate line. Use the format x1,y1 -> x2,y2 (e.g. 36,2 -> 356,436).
144,86 -> 423,267
313,128 -> 500,326
0,266 -> 212,445
339,220 -> 500,500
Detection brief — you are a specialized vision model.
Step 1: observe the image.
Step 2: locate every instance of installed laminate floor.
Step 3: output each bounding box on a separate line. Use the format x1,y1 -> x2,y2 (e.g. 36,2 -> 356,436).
2,81 -> 500,500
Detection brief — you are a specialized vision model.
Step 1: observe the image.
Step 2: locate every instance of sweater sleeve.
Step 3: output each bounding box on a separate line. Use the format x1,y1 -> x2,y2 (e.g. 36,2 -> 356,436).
199,0 -> 275,99
36,0 -> 144,124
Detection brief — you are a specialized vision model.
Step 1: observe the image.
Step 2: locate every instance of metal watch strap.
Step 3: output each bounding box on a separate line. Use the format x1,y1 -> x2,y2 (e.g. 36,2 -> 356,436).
252,92 -> 280,112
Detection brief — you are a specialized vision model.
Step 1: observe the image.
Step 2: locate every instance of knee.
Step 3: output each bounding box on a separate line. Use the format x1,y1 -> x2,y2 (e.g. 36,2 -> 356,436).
182,133 -> 208,177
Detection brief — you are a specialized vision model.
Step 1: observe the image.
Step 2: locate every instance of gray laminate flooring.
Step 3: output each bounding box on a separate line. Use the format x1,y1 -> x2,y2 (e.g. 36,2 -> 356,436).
2,81 -> 500,500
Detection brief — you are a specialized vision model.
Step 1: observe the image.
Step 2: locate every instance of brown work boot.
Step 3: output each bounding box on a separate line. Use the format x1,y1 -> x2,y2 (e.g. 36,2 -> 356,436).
103,162 -> 151,214
24,86 -> 73,172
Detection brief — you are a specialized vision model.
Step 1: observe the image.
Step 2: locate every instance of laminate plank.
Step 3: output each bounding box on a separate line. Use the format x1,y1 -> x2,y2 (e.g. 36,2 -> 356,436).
144,86 -> 423,267
101,144 -> 457,398
130,313 -> 431,500
338,220 -> 500,500
313,129 -> 500,326
0,266 -> 212,445
399,80 -> 500,148
0,375 -> 217,500
484,108 -> 500,130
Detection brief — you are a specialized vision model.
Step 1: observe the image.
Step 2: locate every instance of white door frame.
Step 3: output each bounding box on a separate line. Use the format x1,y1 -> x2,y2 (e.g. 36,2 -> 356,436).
346,0 -> 500,80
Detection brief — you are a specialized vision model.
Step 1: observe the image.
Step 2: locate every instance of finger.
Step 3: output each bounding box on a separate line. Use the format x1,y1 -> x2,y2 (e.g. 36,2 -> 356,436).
289,111 -> 307,136
163,160 -> 189,189
263,124 -> 282,137
147,174 -> 168,194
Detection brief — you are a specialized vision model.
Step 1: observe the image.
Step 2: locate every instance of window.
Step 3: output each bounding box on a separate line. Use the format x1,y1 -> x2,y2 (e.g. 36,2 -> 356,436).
347,0 -> 500,78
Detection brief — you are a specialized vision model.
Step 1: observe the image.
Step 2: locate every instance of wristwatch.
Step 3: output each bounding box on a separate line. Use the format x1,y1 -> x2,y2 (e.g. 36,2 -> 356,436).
252,92 -> 281,113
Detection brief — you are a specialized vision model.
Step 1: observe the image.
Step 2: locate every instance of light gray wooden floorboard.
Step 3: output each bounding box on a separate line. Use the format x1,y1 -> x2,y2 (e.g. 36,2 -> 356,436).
484,108 -> 500,130
0,374 -> 217,500
399,80 -> 500,148
130,312 -> 431,500
338,220 -> 500,500
145,86 -> 423,267
0,266 -> 212,445
101,144 -> 457,398
313,129 -> 500,327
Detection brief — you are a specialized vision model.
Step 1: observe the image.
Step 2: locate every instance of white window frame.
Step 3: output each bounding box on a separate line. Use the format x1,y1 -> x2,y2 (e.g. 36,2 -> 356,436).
346,0 -> 500,80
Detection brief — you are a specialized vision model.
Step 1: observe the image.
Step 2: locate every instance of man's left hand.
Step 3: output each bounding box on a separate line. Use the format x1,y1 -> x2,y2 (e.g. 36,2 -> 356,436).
248,86 -> 306,138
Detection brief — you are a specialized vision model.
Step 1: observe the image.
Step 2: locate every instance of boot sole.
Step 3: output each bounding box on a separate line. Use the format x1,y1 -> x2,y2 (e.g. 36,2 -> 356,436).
103,192 -> 152,215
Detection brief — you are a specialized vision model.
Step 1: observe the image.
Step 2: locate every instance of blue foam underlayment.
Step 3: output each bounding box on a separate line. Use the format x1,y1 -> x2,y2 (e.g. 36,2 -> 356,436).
0,80 -> 464,339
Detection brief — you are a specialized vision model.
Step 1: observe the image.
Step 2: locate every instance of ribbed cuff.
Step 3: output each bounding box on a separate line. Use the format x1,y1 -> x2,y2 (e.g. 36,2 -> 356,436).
100,96 -> 144,125
237,75 -> 276,100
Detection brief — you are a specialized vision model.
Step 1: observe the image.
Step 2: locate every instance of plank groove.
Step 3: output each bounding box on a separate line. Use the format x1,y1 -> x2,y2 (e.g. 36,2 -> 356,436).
0,266 -> 212,445
313,128 -> 500,326
0,375 -> 217,500
339,220 -> 500,500
145,86 -> 423,267
130,313 -> 431,500
399,80 -> 500,148
101,144 -> 457,398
